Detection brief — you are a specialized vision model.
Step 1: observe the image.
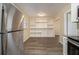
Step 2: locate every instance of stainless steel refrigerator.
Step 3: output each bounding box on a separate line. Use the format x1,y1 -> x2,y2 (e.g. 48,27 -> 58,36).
0,3 -> 24,55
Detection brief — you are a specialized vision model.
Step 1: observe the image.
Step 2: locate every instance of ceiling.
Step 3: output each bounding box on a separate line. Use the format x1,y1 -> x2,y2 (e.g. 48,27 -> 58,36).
15,3 -> 69,18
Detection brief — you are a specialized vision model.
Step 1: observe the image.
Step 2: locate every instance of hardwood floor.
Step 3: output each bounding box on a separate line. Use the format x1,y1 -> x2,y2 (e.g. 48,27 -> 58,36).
24,36 -> 63,55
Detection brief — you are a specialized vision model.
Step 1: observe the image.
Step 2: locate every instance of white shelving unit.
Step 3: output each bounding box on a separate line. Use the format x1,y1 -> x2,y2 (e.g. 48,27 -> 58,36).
30,17 -> 55,37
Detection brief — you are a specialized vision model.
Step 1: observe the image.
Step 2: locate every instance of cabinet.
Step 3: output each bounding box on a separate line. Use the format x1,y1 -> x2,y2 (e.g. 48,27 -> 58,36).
68,41 -> 79,55
30,17 -> 55,37
71,3 -> 79,22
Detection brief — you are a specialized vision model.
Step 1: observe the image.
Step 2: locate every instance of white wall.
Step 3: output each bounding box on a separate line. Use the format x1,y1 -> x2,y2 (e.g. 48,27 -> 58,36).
23,17 -> 30,42
54,4 -> 71,44
67,12 -> 77,36
54,18 -> 62,35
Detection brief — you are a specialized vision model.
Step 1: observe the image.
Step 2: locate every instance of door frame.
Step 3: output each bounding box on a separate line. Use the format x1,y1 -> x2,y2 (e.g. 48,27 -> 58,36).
63,9 -> 71,55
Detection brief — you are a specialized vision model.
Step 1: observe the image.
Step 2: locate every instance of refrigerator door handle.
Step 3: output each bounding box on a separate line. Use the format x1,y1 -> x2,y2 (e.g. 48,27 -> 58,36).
0,32 -> 5,34
0,30 -> 23,34
7,29 -> 23,33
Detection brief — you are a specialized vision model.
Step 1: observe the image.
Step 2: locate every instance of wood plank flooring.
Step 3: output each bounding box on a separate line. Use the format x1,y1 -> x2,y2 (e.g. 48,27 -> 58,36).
24,36 -> 63,55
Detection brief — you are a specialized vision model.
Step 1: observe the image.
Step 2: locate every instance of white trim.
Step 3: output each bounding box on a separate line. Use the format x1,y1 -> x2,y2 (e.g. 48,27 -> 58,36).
64,10 -> 71,36
23,37 -> 30,43
11,3 -> 30,17
59,41 -> 63,45
18,15 -> 24,29
11,3 -> 24,14
63,9 -> 71,55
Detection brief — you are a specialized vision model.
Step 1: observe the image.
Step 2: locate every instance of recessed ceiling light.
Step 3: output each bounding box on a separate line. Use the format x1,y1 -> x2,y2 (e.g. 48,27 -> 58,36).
37,12 -> 46,16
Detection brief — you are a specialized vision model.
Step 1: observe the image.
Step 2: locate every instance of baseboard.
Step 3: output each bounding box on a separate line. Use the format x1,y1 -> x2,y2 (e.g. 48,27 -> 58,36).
30,37 -> 54,38
59,40 -> 63,45
23,37 -> 30,43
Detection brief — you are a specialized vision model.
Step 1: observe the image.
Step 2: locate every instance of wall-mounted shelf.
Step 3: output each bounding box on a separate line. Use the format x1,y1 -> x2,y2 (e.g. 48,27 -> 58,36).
30,28 -> 53,29
30,18 -> 55,37
35,22 -> 48,23
30,32 -> 41,34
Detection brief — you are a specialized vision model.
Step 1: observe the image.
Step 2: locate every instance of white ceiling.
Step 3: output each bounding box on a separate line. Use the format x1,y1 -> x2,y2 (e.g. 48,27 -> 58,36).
15,3 -> 69,17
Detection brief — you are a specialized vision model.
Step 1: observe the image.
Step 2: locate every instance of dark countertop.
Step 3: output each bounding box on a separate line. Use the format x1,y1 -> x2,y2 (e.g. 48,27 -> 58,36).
63,35 -> 79,41
67,36 -> 79,42
64,35 -> 79,42
63,35 -> 79,47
